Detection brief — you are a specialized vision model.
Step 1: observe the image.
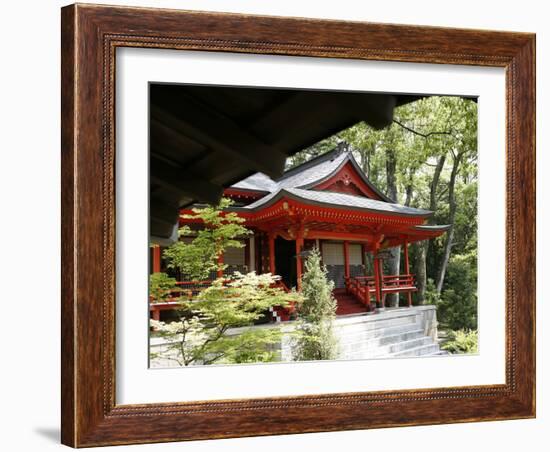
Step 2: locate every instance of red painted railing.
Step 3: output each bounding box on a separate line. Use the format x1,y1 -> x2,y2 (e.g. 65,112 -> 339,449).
345,274 -> 417,311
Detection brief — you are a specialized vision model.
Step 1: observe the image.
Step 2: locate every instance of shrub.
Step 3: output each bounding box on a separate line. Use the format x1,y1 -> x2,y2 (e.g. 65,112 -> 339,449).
149,272 -> 178,303
293,248 -> 339,361
162,198 -> 250,281
441,329 -> 478,354
437,253 -> 478,330
150,272 -> 302,366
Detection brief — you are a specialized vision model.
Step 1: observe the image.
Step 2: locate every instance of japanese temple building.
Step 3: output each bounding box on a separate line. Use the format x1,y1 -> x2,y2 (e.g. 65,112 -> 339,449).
151,148 -> 449,321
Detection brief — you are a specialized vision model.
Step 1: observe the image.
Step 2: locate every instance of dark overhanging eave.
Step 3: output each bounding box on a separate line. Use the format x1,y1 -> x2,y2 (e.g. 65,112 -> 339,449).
149,84 -> 430,241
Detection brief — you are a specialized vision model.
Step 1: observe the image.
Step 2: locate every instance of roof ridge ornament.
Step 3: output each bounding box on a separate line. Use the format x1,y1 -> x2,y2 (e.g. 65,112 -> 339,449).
335,141 -> 350,157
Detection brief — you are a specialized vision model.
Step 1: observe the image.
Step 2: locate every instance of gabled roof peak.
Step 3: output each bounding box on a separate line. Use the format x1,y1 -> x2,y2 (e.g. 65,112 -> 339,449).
231,145 -> 393,203
277,143 -> 350,181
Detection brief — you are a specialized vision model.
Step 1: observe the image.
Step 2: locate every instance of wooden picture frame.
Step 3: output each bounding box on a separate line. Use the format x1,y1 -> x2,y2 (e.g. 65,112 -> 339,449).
61,3 -> 535,447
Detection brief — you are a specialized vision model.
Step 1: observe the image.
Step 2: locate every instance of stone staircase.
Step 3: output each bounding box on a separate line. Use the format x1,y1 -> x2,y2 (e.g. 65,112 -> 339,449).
333,306 -> 445,360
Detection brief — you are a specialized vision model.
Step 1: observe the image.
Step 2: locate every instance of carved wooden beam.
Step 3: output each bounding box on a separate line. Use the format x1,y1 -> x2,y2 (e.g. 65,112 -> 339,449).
150,155 -> 223,205
150,97 -> 287,178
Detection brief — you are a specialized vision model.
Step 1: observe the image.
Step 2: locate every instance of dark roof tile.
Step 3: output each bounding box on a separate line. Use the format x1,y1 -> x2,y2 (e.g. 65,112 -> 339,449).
237,187 -> 432,217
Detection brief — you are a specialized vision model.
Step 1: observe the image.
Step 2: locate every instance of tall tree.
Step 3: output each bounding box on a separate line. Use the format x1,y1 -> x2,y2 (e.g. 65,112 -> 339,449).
293,248 -> 339,361
435,150 -> 463,293
385,147 -> 401,307
415,153 -> 446,303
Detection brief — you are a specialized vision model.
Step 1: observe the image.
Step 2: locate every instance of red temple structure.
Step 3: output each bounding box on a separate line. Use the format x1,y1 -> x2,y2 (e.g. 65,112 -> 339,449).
151,148 -> 449,321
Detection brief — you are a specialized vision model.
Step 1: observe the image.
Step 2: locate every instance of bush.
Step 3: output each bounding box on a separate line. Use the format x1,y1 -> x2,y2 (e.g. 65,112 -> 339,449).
293,249 -> 339,361
436,253 -> 478,330
149,272 -> 178,303
162,198 -> 250,281
150,272 -> 302,366
424,278 -> 441,305
441,329 -> 478,354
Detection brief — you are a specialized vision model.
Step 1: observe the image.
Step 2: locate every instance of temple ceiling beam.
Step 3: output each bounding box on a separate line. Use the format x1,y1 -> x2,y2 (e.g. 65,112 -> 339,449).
150,100 -> 287,179
150,155 -> 223,205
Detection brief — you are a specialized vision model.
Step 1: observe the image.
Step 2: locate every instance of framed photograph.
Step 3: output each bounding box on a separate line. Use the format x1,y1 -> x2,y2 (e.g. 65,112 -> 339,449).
61,3 -> 535,447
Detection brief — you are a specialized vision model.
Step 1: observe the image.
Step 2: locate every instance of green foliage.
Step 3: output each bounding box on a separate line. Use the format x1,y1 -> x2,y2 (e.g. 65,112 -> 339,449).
149,272 -> 178,303
287,96 -> 479,330
293,249 -> 339,361
292,323 -> 339,362
162,198 -> 250,281
424,278 -> 442,306
441,329 -> 478,354
437,252 -> 478,330
151,272 -> 303,366
223,329 -> 282,364
299,249 -> 337,322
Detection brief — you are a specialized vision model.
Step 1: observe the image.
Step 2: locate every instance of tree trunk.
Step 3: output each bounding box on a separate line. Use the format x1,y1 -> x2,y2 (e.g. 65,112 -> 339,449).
359,147 -> 371,176
430,155 -> 446,212
435,227 -> 454,293
416,154 -> 446,304
435,152 -> 462,294
386,246 -> 401,307
414,241 -> 428,304
404,168 -> 414,207
385,149 -> 401,307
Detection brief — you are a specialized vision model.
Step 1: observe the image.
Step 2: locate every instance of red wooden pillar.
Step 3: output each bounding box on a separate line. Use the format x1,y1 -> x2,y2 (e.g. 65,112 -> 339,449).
343,241 -> 350,279
404,239 -> 412,307
404,239 -> 410,274
152,246 -> 161,273
295,236 -> 304,291
379,254 -> 385,308
373,257 -> 381,307
268,234 -> 276,274
151,307 -> 160,321
217,253 -> 224,278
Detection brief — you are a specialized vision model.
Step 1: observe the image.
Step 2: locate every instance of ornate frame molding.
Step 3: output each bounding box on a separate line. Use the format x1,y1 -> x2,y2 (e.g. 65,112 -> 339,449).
61,4 -> 535,447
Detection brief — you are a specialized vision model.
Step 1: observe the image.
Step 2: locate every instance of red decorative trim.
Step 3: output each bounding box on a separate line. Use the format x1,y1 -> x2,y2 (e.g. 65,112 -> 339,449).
322,179 -> 364,196
238,197 -> 428,226
313,162 -> 385,200
223,187 -> 266,200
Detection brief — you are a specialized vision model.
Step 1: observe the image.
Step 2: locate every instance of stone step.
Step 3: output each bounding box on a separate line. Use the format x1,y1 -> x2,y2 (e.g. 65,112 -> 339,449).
341,336 -> 436,359
337,326 -> 423,346
368,336 -> 434,357
388,343 -> 441,357
279,306 -> 441,362
363,329 -> 425,348
334,314 -> 419,334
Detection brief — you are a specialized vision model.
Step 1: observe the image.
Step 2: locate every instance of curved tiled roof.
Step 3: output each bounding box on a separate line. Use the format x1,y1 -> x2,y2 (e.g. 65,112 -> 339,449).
232,148 -> 392,202
235,187 -> 433,217
230,172 -> 277,192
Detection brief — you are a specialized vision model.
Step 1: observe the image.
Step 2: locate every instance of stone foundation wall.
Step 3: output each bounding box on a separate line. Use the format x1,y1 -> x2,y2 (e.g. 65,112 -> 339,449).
149,305 -> 440,367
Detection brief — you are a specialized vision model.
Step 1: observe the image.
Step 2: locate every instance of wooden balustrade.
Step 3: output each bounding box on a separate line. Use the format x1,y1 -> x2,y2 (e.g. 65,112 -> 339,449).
345,274 -> 417,310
